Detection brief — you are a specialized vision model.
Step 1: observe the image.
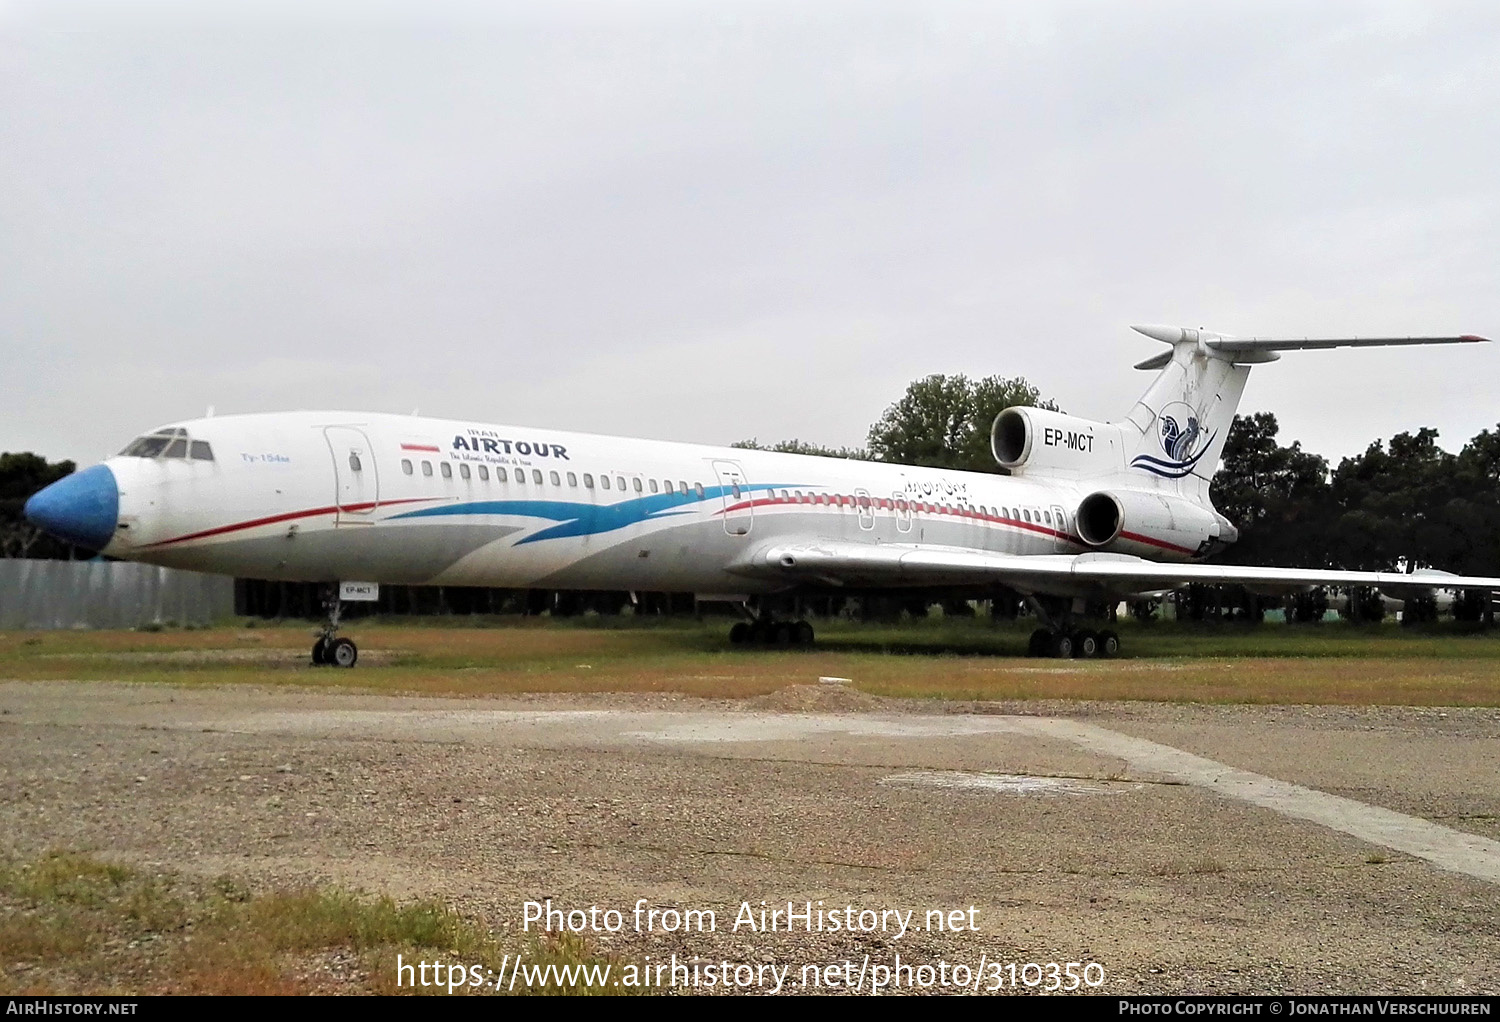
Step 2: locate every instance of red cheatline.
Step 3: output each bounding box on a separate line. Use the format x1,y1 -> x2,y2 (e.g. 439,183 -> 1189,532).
142,498 -> 434,548
401,443 -> 441,452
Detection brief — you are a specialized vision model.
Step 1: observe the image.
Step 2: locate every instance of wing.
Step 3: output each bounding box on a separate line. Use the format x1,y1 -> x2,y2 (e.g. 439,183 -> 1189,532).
729,541 -> 1500,599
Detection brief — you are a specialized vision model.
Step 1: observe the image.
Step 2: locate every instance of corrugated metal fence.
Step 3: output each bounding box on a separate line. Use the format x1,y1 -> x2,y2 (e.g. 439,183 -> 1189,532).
0,560 -> 235,630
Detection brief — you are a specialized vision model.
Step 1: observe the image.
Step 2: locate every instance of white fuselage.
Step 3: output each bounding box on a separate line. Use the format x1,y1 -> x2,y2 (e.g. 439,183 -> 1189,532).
96,410 -> 1199,595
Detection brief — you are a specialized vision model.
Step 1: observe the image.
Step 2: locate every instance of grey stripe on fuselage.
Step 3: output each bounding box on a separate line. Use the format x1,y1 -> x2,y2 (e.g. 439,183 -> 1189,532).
435,504 -> 1073,592
138,524 -> 521,584
138,502 -> 1071,589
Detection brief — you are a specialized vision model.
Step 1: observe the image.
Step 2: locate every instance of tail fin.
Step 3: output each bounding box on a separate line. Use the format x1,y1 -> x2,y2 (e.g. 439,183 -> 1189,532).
1118,325 -> 1489,505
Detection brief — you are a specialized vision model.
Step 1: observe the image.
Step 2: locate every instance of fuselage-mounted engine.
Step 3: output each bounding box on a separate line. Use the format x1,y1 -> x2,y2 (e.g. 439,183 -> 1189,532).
1074,489 -> 1237,562
991,406 -> 1124,478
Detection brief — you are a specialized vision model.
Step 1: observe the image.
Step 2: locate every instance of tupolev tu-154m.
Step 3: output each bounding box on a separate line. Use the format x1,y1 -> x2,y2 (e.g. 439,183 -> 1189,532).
24,325 -> 1500,666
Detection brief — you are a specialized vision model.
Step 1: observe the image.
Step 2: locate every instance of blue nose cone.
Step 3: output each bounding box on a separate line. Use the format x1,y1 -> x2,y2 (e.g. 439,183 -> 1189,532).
23,464 -> 120,552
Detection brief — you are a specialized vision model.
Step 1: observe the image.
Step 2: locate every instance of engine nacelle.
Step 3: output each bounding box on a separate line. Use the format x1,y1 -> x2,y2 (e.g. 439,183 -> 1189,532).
1075,489 -> 1234,560
991,407 -> 1123,477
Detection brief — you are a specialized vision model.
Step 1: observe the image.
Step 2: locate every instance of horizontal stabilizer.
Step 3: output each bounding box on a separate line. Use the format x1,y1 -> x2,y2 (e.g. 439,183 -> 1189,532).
1207,334 -> 1489,353
1132,350 -> 1174,371
1131,323 -> 1490,357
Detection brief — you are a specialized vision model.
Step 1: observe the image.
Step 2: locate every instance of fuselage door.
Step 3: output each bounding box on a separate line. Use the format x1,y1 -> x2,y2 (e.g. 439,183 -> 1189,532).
711,460 -> 753,537
893,489 -> 913,533
325,426 -> 380,524
854,488 -> 876,531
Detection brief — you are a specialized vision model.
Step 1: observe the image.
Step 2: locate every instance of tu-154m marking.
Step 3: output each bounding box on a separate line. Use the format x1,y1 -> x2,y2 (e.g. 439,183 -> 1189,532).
25,324 -> 1500,666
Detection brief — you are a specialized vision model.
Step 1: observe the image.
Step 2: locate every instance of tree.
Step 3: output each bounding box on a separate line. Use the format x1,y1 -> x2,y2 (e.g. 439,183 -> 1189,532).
1328,428 -> 1459,572
0,452 -> 79,559
1211,413 -> 1329,567
866,375 -> 1059,473
731,438 -> 871,460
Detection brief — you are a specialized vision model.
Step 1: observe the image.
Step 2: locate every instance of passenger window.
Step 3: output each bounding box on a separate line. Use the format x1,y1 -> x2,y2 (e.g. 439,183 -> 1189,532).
515,469 -> 525,484
497,467 -> 508,482
695,483 -> 705,498
189,441 -> 214,461
1044,511 -> 1052,525
731,483 -> 741,498
422,462 -> 433,477
440,462 -> 452,479
583,473 -> 594,489
679,480 -> 688,494
402,459 -> 413,475
633,478 -> 642,493
567,472 -> 577,487
550,471 -> 561,486
348,453 -> 362,472
479,465 -> 489,481
1023,509 -> 1031,522
664,480 -> 674,493
601,475 -> 610,490
459,463 -> 471,480
616,476 -> 625,490
649,479 -> 658,493
533,469 -> 543,484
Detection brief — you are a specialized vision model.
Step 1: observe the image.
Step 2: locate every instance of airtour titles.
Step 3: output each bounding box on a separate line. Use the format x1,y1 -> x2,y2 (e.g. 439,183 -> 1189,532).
522,899 -> 980,940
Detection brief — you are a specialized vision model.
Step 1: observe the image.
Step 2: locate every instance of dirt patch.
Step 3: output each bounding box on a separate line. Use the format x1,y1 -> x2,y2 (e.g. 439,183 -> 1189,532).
744,682 -> 882,712
40,649 -> 397,667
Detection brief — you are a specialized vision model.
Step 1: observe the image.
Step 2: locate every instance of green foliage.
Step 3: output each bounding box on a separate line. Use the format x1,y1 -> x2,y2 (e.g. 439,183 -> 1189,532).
731,437 -> 871,460
0,452 -> 78,558
1323,425 -> 1500,578
865,374 -> 1059,472
1212,413 -> 1330,567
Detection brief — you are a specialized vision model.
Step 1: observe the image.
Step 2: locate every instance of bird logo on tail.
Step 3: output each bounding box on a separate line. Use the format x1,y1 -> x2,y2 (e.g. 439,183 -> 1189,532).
1130,403 -> 1214,479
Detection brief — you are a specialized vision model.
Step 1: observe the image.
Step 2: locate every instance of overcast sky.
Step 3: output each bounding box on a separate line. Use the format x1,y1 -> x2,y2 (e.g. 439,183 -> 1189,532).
3,0 -> 1497,468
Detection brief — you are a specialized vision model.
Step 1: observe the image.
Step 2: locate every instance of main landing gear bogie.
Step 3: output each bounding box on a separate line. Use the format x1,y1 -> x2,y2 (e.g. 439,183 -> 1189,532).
729,619 -> 817,649
1027,626 -> 1120,659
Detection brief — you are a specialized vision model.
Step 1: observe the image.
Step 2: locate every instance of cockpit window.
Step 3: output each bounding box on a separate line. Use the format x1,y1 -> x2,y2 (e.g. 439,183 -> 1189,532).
120,434 -> 173,457
121,427 -> 211,460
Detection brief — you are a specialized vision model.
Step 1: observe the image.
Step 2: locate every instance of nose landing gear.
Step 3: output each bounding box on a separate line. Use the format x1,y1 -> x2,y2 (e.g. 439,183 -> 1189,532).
311,587 -> 359,668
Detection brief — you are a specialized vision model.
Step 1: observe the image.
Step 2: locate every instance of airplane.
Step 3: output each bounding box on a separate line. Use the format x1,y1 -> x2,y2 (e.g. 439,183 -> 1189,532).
23,324 -> 1500,667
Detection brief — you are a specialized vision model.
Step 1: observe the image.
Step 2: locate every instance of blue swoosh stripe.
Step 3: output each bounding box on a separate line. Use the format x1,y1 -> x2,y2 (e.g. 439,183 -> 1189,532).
1131,432 -> 1216,478
385,482 -> 799,544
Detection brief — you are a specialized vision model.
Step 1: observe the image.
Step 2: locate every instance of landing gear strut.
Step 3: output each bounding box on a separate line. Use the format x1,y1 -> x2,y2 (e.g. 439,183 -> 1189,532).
311,587 -> 358,668
1024,597 -> 1120,659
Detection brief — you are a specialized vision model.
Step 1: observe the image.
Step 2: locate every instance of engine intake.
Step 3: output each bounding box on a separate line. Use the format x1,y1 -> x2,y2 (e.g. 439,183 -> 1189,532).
990,407 -> 1121,476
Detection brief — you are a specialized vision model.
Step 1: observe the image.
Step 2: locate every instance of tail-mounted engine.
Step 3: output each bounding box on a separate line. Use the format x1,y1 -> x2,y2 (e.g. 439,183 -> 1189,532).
1075,489 -> 1237,561
992,407 -> 1123,478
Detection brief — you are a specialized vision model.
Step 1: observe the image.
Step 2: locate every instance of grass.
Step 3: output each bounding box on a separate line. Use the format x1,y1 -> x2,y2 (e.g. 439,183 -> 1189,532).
0,615 -> 1498,706
0,851 -> 628,995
